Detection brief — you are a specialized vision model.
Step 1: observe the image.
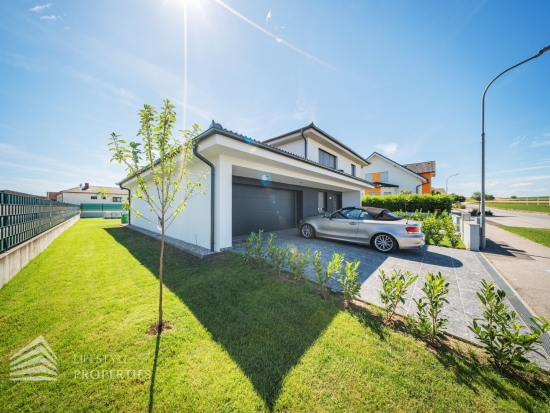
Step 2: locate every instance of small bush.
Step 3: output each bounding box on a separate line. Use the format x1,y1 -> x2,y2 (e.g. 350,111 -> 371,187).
422,214 -> 445,246
470,208 -> 479,216
253,229 -> 266,265
288,248 -> 311,280
378,269 -> 418,324
454,202 -> 466,209
242,232 -> 255,263
469,280 -> 550,370
339,259 -> 361,305
449,193 -> 466,203
313,252 -> 343,295
442,216 -> 461,249
414,272 -> 450,342
266,234 -> 290,276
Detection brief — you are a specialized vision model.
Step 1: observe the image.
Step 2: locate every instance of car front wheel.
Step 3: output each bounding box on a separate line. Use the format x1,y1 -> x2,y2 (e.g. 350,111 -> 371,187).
300,224 -> 315,239
372,234 -> 397,253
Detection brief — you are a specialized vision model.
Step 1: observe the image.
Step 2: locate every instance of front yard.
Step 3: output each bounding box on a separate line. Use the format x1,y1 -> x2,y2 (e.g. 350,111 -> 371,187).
0,219 -> 549,412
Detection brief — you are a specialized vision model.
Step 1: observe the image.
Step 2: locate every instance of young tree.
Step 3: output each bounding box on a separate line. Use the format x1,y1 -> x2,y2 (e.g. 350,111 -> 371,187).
103,100 -> 207,333
471,191 -> 482,210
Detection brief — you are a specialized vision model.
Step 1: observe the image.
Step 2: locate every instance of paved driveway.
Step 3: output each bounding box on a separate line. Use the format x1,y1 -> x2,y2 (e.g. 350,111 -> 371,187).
232,228 -> 549,369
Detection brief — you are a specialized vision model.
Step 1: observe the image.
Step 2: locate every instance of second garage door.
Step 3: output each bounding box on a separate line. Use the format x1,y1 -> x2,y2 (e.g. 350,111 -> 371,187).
232,184 -> 296,236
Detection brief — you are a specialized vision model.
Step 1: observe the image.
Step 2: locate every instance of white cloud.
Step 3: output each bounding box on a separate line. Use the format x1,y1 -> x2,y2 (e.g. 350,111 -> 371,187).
510,182 -> 533,187
509,135 -> 525,148
487,180 -> 500,188
265,11 -> 271,25
374,143 -> 398,156
531,140 -> 550,147
30,3 -> 52,12
40,15 -> 57,20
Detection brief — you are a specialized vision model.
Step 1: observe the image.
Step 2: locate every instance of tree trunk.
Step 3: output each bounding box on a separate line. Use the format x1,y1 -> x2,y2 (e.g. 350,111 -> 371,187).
159,216 -> 164,330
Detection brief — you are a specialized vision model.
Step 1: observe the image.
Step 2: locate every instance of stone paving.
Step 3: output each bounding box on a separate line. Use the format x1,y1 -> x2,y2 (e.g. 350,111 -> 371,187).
232,228 -> 550,370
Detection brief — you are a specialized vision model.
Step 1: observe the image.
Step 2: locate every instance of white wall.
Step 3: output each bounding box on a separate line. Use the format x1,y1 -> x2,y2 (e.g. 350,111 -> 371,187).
307,139 -> 358,177
126,159 -> 212,252
363,155 -> 424,193
57,192 -> 126,204
275,140 -> 306,158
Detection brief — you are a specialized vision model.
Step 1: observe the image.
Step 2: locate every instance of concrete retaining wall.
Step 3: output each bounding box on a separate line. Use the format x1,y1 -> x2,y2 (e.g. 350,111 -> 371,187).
0,214 -> 80,289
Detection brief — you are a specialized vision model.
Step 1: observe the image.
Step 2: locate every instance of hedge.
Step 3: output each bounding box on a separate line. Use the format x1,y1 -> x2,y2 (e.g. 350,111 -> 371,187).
361,194 -> 453,213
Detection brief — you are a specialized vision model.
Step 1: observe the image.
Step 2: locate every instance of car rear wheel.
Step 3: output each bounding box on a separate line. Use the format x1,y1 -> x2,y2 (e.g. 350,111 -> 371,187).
372,234 -> 397,253
300,224 -> 315,239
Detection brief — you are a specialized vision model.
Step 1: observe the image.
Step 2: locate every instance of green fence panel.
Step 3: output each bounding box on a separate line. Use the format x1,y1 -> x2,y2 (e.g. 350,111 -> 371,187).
80,203 -> 125,212
0,191 -> 80,254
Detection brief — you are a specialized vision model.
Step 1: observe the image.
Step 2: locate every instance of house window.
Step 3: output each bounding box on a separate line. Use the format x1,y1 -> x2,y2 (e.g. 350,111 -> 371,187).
365,173 -> 373,182
113,197 -> 122,202
384,191 -> 392,196
368,192 -> 377,196
318,191 -> 327,212
91,196 -> 97,199
319,149 -> 337,169
351,164 -> 356,176
102,197 -> 106,199
380,172 -> 389,182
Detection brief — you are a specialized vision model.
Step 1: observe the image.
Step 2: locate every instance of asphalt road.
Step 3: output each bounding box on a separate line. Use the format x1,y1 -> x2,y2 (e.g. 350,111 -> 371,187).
464,203 -> 550,228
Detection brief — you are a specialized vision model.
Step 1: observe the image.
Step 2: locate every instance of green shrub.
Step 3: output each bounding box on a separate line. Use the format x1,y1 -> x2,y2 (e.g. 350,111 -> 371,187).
469,280 -> 550,370
288,248 -> 311,281
378,269 -> 418,324
414,272 -> 450,341
454,202 -> 466,209
362,194 -> 453,213
266,234 -> 290,276
449,193 -> 466,203
252,229 -> 266,265
442,215 -> 461,248
422,214 -> 445,246
242,232 -> 255,263
339,259 -> 361,305
312,251 -> 325,291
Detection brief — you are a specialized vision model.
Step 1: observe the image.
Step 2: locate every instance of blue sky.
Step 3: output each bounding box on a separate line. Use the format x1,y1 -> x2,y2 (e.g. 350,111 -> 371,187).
0,0 -> 549,198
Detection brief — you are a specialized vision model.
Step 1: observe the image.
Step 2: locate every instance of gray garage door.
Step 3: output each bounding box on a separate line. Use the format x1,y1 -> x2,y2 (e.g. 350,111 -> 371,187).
232,184 -> 296,236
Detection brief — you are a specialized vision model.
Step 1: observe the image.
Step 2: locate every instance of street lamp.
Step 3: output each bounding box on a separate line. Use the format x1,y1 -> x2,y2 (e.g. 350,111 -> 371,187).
446,173 -> 459,194
480,44 -> 550,249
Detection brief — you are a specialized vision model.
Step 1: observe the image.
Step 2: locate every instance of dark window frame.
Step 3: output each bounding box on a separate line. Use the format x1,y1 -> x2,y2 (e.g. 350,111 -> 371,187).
113,197 -> 122,202
351,164 -> 356,176
91,196 -> 97,199
318,149 -> 337,169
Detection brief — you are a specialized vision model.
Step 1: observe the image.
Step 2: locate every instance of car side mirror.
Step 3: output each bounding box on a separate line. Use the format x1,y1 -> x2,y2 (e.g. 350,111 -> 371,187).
323,213 -> 331,218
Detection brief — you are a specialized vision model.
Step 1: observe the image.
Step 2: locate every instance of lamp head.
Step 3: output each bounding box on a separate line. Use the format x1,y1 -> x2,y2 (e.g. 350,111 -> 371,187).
538,45 -> 550,55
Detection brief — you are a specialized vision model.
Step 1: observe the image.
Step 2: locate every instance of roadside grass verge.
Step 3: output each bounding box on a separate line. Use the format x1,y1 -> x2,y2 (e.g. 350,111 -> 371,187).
486,203 -> 550,214
0,219 -> 549,412
499,226 -> 550,248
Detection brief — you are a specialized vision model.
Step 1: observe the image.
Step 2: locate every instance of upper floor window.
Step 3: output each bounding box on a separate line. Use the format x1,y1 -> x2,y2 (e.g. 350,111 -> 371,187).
319,149 -> 337,169
380,172 -> 389,182
365,173 -> 373,182
351,164 -> 356,176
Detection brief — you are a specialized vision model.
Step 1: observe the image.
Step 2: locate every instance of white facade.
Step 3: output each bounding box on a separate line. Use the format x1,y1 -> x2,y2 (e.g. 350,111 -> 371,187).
362,153 -> 428,195
57,186 -> 128,205
123,130 -> 371,252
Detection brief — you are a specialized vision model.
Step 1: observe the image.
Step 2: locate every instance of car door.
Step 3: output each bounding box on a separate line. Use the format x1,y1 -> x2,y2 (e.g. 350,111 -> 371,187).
327,208 -> 362,240
356,210 -> 377,243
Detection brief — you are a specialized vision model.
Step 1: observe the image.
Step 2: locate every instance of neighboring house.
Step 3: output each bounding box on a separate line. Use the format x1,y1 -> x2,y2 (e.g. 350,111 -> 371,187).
46,192 -> 58,201
56,183 -> 128,204
362,152 -> 435,196
432,187 -> 446,194
120,122 -> 375,253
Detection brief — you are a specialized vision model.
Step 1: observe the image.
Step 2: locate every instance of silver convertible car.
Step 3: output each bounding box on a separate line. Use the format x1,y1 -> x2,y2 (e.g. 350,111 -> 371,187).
299,206 -> 424,253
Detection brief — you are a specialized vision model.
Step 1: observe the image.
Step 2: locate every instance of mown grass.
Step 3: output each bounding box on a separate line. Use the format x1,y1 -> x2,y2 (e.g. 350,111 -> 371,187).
486,203 -> 550,214
499,226 -> 550,249
0,219 -> 549,412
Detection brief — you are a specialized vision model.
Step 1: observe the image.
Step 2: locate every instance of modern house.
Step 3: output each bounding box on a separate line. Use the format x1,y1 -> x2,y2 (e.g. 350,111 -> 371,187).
56,183 -> 129,204
119,122 -> 375,253
362,152 -> 436,196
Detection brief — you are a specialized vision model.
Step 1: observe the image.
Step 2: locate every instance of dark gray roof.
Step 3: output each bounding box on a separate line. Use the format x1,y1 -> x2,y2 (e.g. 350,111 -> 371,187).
403,161 -> 436,174
119,122 -> 375,187
263,123 -> 370,165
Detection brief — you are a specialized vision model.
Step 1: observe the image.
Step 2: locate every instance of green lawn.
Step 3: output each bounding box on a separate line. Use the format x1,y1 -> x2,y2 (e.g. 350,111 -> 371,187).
1,219 -> 549,412
486,203 -> 550,214
499,226 -> 550,248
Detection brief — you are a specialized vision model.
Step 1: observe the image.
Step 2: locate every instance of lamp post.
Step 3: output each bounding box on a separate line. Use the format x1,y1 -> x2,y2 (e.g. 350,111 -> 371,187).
480,45 -> 550,249
446,173 -> 459,194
